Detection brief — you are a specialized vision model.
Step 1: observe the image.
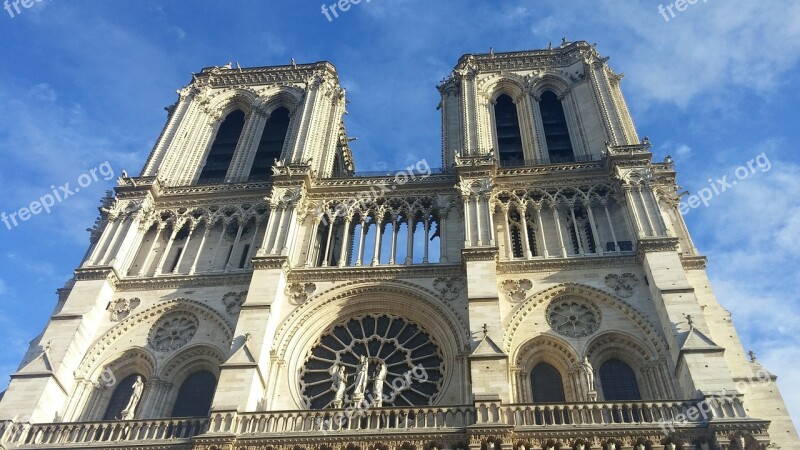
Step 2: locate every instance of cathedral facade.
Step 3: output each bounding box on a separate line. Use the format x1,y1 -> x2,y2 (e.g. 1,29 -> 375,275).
0,41 -> 797,450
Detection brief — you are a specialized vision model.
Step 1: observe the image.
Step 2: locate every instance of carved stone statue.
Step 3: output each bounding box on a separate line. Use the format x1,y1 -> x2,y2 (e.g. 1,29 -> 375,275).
581,356 -> 595,392
331,364 -> 347,408
121,375 -> 144,420
353,356 -> 369,400
372,361 -> 388,407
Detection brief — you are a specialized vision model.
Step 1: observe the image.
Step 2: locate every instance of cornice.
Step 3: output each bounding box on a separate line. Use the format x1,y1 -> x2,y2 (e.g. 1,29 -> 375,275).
252,256 -> 290,271
73,266 -> 120,289
498,255 -> 637,274
495,161 -> 605,177
462,247 -> 499,262
455,41 -> 598,73
286,264 -> 464,283
195,61 -> 338,88
115,272 -> 253,292
636,237 -> 680,262
680,255 -> 708,270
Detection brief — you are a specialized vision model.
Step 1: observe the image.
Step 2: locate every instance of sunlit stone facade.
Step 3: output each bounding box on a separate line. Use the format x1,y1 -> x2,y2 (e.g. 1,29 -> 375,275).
0,41 -> 797,450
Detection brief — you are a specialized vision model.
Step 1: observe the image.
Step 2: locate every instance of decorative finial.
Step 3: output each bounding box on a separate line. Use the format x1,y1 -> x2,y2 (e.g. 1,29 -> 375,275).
291,57 -> 297,68
685,314 -> 694,328
482,324 -> 488,338
44,339 -> 52,352
244,332 -> 251,342
664,155 -> 674,165
748,350 -> 757,362
642,136 -> 651,146
489,47 -> 494,57
548,42 -> 553,50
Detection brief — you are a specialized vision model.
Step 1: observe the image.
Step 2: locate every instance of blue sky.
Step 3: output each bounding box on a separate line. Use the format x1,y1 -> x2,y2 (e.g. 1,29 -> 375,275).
0,0 -> 798,426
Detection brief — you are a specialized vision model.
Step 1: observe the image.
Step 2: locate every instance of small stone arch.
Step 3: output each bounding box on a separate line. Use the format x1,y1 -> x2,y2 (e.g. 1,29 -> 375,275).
512,335 -> 580,403
70,347 -> 156,421
156,344 -> 226,418
529,73 -> 573,99
586,330 -> 664,401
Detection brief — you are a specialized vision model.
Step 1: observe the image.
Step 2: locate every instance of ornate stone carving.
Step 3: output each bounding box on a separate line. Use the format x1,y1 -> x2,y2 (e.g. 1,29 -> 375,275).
604,273 -> 639,298
433,277 -> 466,301
546,297 -> 601,338
222,291 -> 248,315
498,279 -> 533,303
285,282 -> 317,305
109,297 -> 141,321
148,312 -> 199,352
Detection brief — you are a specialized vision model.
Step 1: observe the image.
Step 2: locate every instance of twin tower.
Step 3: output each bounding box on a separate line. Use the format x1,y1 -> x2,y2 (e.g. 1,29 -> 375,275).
0,41 -> 796,450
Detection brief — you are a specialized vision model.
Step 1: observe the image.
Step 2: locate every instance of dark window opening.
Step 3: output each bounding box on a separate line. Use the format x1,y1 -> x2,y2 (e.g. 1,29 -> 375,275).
198,110 -> 246,183
169,248 -> 183,273
539,91 -> 574,163
171,371 -> 217,418
102,374 -> 145,420
249,107 -> 290,181
238,244 -> 251,269
494,94 -> 524,164
600,359 -> 641,401
531,363 -> 566,403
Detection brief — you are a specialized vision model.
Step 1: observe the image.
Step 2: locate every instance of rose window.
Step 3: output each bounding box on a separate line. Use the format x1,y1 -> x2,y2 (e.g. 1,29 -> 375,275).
148,312 -> 199,352
300,314 -> 444,409
546,297 -> 600,338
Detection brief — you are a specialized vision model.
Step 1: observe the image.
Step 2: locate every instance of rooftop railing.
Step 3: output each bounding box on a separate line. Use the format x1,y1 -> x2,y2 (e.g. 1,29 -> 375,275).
0,397 -> 750,447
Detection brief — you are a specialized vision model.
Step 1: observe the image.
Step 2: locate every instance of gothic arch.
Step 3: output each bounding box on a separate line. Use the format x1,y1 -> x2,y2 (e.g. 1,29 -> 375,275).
156,344 -> 225,418
271,280 -> 470,409
512,335 -> 580,403
502,283 -> 667,357
529,73 -> 573,99
585,330 -> 674,400
261,86 -> 305,116
202,87 -> 261,121
477,73 -> 527,103
68,347 -> 156,421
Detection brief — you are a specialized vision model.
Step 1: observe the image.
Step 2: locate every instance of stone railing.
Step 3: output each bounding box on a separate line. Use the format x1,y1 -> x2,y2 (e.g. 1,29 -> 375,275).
1,417 -> 208,447
208,405 -> 476,435
0,397 -> 749,447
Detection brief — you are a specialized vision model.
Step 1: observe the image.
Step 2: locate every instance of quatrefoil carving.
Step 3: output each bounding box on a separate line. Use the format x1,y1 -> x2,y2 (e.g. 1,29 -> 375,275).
433,277 -> 466,301
222,291 -> 248,315
285,283 -> 317,305
499,279 -> 533,303
604,273 -> 639,298
108,297 -> 140,321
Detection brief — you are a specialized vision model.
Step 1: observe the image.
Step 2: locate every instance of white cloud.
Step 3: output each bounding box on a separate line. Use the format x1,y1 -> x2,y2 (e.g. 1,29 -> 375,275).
27,83 -> 57,103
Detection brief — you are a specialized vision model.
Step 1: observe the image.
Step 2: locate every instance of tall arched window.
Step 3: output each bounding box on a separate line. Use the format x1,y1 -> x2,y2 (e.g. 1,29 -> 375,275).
530,363 -> 566,403
198,109 -> 246,183
102,374 -> 145,420
599,359 -> 641,401
494,94 -> 524,165
249,107 -> 291,181
171,370 -> 217,417
539,91 -> 574,163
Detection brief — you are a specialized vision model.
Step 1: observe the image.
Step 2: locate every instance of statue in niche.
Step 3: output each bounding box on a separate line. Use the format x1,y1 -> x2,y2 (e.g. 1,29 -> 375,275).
352,355 -> 369,401
372,361 -> 388,407
121,376 -> 144,420
581,356 -> 595,393
331,364 -> 347,408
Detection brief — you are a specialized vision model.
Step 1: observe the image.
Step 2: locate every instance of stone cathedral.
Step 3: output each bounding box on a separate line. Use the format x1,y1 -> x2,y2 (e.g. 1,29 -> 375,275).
0,41 -> 797,450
